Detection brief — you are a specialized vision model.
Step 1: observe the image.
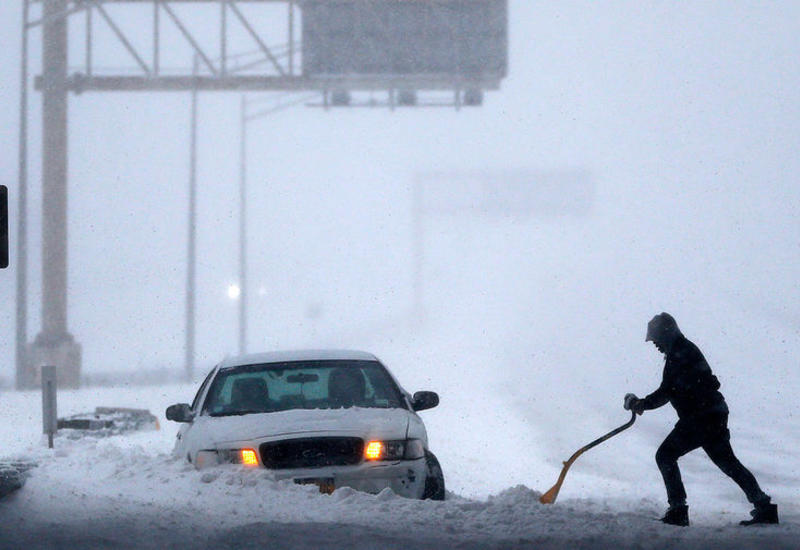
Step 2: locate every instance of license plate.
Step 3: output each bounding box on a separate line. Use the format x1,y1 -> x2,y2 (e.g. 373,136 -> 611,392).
295,477 -> 335,494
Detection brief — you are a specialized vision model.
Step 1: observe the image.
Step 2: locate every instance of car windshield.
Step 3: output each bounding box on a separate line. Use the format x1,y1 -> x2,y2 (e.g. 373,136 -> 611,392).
202,360 -> 406,416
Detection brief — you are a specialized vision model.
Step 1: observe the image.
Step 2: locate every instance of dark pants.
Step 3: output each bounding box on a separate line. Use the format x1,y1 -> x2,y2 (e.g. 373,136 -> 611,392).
655,413 -> 768,507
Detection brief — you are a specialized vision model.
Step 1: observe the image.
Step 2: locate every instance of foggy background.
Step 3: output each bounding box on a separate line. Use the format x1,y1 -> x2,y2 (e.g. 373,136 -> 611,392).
1,0 -> 798,435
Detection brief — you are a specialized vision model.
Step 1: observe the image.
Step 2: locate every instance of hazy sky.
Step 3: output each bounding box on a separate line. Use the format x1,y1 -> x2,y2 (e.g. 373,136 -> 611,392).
1,2 -> 798,387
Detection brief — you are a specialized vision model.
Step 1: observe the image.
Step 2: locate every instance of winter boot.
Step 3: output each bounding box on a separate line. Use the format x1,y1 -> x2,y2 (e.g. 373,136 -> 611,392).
660,504 -> 689,527
740,502 -> 779,526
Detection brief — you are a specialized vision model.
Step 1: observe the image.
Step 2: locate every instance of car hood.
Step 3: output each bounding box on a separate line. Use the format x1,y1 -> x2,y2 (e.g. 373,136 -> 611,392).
207,407 -> 411,446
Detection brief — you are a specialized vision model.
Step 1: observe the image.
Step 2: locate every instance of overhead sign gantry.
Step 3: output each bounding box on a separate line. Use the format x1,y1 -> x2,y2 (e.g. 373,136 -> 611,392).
18,0 -> 508,388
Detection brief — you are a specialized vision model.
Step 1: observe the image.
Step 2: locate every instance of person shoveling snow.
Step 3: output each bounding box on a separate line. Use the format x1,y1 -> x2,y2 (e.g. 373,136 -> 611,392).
624,312 -> 779,527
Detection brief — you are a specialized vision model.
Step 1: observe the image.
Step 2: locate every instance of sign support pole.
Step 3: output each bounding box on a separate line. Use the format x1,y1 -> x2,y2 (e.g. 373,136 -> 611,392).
41,365 -> 58,448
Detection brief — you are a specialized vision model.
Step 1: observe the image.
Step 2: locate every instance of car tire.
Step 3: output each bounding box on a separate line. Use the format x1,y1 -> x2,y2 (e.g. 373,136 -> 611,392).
422,451 -> 445,501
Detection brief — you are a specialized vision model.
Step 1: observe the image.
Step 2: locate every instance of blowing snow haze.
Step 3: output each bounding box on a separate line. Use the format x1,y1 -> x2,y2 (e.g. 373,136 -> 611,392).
0,1 -> 798,400
0,1 -> 799,548
0,1 -> 793,374
0,0 -> 798,487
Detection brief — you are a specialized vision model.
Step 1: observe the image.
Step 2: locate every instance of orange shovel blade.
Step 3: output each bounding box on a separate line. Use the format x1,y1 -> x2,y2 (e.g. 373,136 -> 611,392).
539,483 -> 561,504
539,460 -> 571,504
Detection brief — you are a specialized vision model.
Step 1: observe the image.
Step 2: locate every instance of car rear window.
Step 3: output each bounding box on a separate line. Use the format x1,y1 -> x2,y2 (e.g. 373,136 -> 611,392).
202,360 -> 406,416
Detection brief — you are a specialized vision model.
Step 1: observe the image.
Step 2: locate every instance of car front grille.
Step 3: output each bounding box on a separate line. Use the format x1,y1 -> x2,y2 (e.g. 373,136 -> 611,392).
259,437 -> 364,469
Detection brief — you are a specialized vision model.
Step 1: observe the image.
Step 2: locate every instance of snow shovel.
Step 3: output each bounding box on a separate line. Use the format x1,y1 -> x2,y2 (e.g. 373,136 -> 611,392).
539,410 -> 637,504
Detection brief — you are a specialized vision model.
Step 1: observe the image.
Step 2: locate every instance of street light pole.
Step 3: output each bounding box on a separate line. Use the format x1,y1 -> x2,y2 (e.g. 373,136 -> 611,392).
185,54 -> 198,382
236,93 -> 316,352
16,0 -> 30,389
238,95 -> 248,355
412,179 -> 425,320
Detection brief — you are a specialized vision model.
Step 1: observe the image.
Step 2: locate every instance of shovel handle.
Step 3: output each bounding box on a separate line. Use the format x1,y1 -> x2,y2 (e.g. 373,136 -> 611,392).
539,411 -> 636,504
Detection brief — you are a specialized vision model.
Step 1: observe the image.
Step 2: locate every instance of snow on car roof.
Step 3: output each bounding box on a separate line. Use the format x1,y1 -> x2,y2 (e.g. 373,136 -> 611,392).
219,349 -> 379,369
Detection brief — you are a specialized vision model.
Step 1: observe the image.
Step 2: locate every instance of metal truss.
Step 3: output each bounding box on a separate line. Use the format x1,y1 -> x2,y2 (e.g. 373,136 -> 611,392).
17,0 -> 505,388
29,0 -> 299,93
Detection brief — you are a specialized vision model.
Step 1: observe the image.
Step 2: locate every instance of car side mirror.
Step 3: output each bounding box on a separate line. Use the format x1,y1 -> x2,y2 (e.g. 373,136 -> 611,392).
411,391 -> 439,412
166,403 -> 194,423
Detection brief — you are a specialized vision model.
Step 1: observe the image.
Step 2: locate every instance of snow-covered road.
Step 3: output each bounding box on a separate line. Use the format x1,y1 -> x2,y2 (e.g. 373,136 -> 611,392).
2,451 -> 797,550
3,445 -> 797,550
1,383 -> 796,549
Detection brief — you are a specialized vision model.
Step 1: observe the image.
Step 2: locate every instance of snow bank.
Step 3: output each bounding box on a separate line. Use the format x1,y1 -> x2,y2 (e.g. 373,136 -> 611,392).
1,382 -> 796,549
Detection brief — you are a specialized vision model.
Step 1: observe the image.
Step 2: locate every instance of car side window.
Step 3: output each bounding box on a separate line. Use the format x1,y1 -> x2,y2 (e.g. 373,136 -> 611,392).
191,368 -> 216,411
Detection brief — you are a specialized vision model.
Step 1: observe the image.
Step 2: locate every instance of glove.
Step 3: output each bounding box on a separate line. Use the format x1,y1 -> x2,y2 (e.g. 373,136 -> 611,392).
624,393 -> 644,415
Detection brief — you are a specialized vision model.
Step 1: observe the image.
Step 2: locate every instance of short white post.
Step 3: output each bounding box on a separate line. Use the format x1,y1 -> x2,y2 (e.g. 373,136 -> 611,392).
41,365 -> 57,448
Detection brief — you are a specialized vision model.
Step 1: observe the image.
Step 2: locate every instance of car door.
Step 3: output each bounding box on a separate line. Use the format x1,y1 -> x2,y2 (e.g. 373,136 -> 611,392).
174,367 -> 217,460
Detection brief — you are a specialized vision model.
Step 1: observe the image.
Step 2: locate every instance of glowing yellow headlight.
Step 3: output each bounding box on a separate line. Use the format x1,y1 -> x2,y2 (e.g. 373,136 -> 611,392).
241,448 -> 258,466
364,441 -> 383,460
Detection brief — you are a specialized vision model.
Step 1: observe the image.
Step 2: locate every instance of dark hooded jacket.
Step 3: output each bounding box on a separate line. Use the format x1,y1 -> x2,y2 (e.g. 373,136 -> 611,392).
640,335 -> 729,422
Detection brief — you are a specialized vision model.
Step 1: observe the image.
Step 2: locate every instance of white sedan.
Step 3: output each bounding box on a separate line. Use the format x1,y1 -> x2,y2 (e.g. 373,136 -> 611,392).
166,350 -> 444,500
